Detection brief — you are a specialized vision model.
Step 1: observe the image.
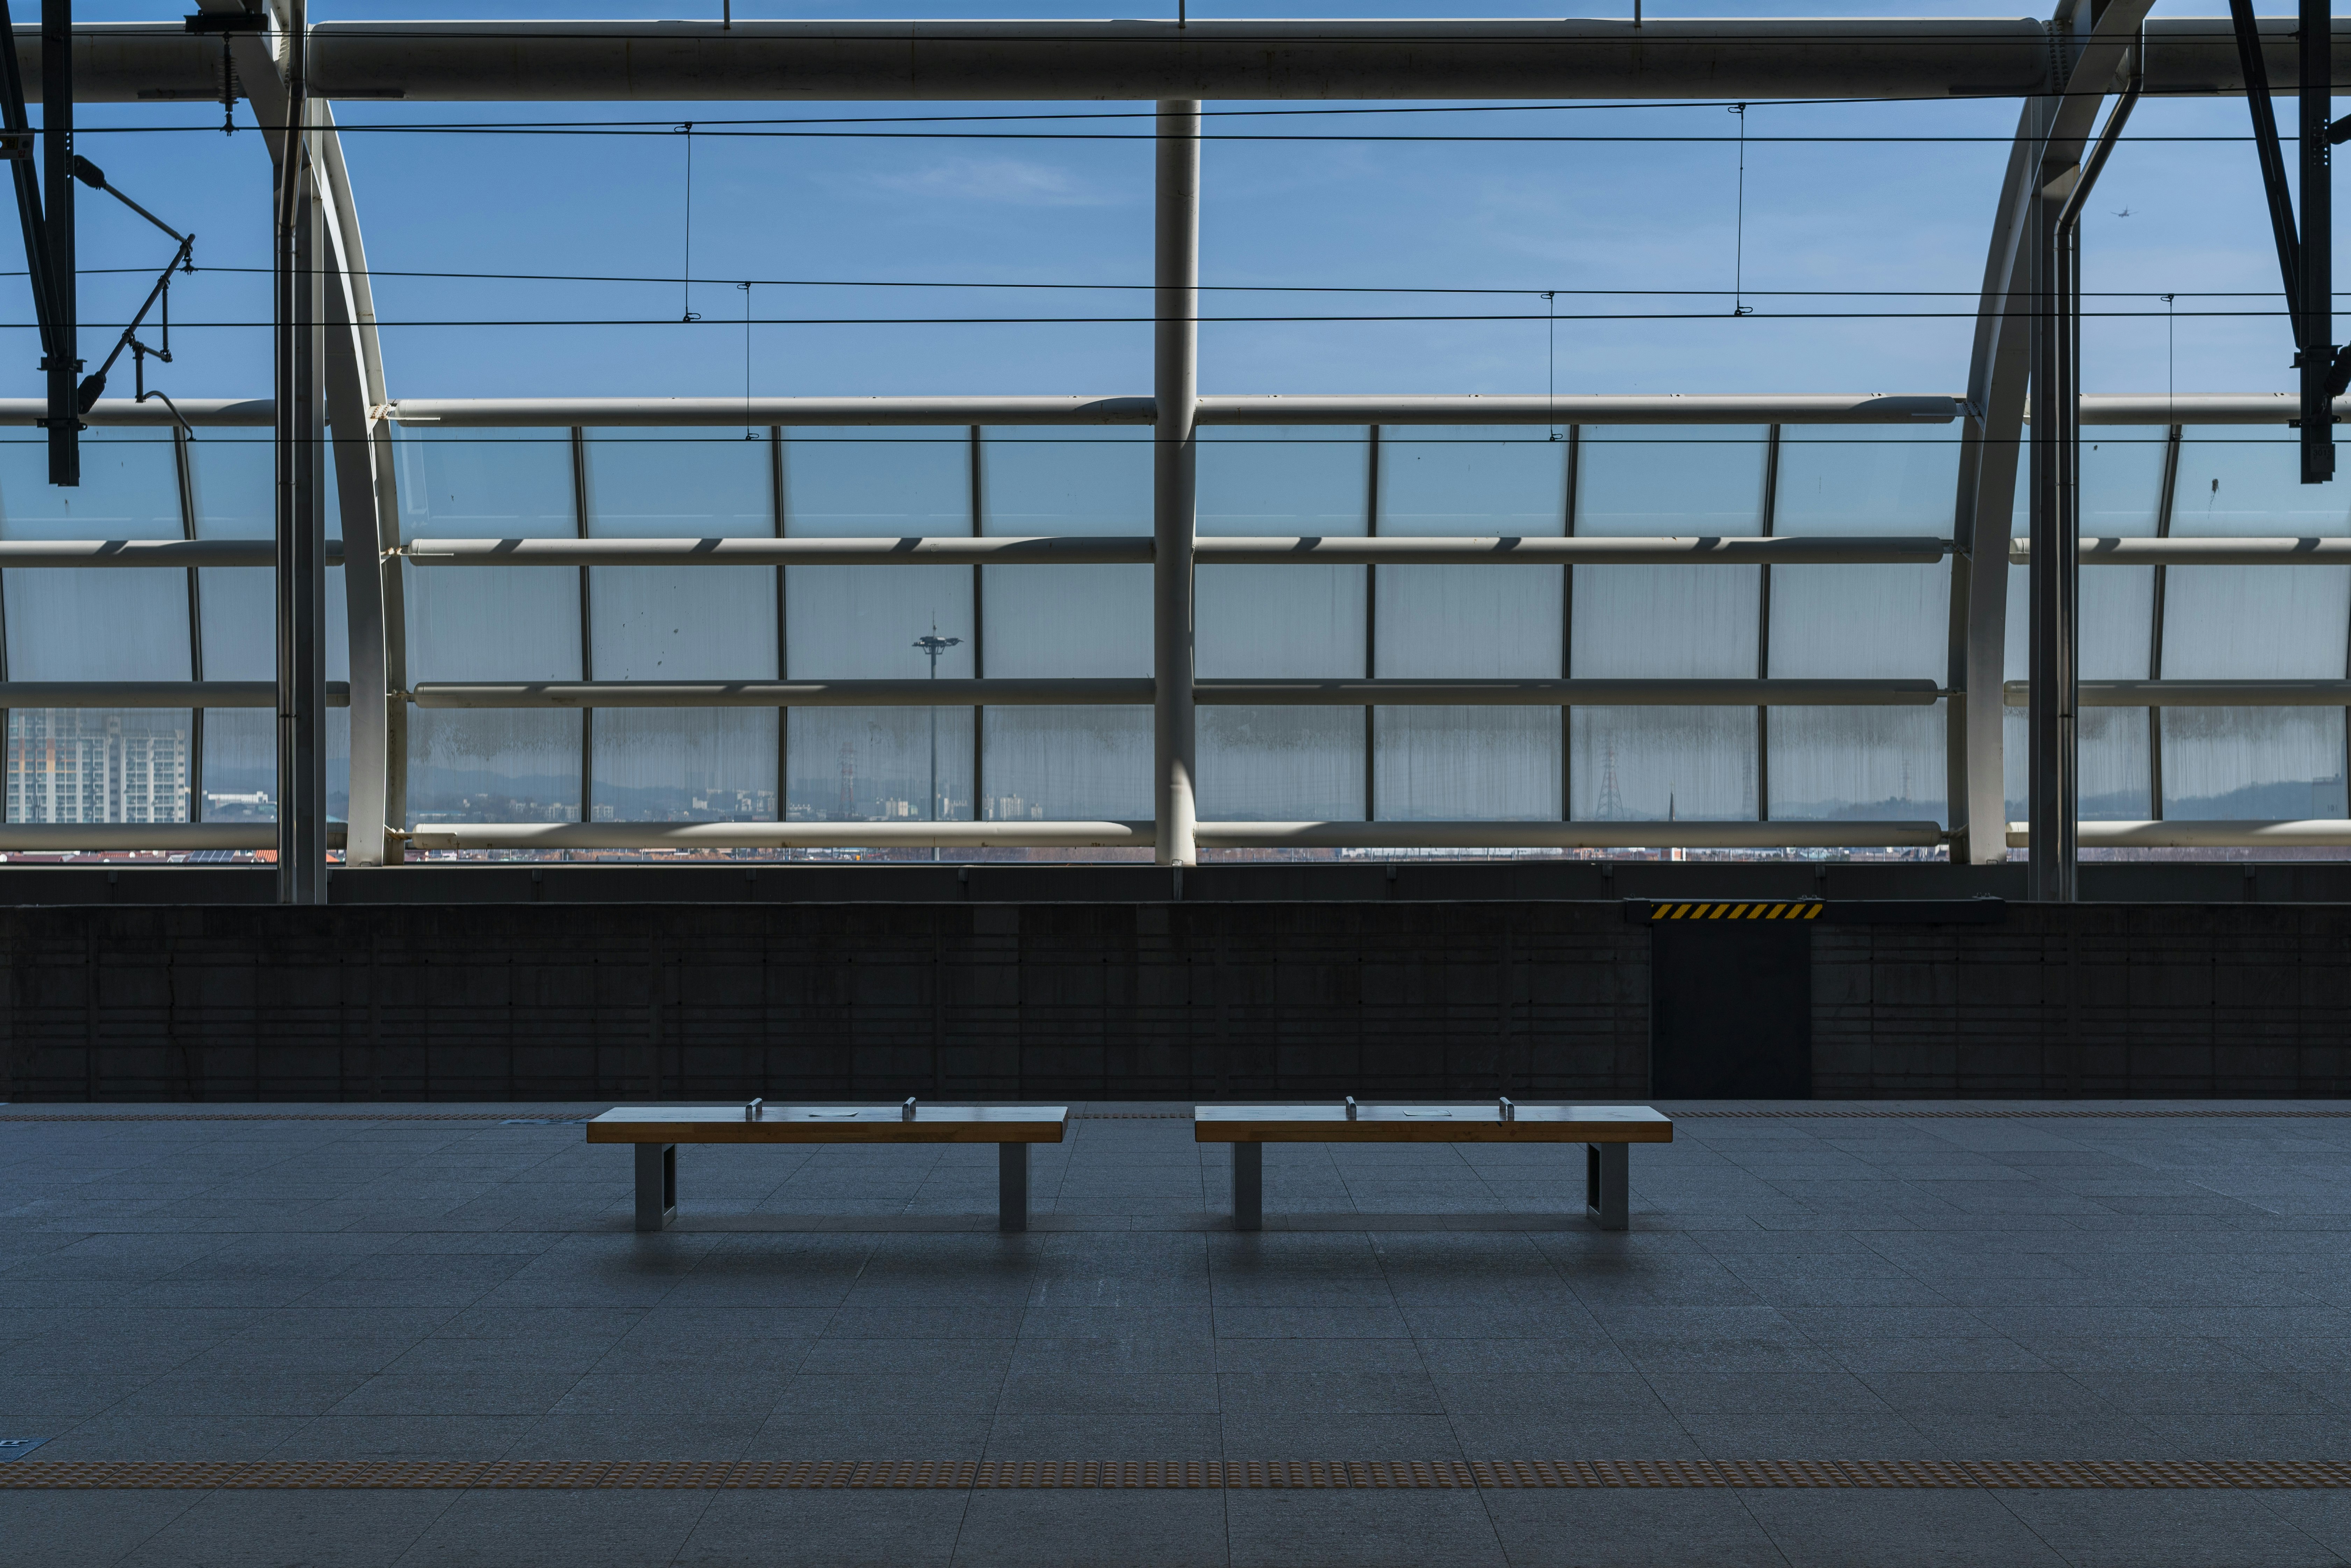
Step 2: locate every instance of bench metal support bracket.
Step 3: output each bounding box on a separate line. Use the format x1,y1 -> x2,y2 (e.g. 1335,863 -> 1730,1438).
1586,1142 -> 1628,1231
998,1141 -> 1028,1232
635,1142 -> 676,1232
1232,1141 -> 1262,1231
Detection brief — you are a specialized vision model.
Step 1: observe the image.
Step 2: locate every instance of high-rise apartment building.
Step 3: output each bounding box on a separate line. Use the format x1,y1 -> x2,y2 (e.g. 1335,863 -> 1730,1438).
6,710 -> 191,825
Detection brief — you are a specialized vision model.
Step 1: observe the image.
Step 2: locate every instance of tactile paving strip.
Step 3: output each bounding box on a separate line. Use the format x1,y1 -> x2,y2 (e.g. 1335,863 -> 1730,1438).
5,1460 -> 2349,1491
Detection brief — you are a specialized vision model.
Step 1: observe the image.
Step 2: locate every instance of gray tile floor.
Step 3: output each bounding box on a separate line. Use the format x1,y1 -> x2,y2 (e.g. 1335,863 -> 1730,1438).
4,1101 -> 2351,1565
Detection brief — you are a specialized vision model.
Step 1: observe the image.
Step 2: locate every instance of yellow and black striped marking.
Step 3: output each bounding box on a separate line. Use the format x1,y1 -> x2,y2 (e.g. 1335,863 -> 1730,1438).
1646,900 -> 1823,921
1,1459 -> 2346,1491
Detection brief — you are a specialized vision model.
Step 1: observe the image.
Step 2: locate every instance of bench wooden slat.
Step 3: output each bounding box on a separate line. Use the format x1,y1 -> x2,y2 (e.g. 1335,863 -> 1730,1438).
1192,1105 -> 1671,1145
588,1105 -> 1069,1146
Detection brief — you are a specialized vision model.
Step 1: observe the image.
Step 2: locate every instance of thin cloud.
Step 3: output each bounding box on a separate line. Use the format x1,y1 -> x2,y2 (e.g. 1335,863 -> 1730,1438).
867,157 -> 1114,208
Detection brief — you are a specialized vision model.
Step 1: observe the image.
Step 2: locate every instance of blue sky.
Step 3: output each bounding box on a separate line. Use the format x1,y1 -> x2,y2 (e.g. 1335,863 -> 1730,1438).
25,3 -> 2315,405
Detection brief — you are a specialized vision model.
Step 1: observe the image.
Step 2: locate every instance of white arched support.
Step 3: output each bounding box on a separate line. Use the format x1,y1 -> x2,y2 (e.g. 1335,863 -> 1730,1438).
232,23 -> 402,867
1951,0 -> 2152,865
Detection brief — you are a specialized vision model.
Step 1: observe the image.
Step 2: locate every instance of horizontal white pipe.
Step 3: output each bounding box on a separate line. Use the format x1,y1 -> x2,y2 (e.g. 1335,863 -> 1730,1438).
405,819 -> 1946,851
0,540 -> 346,567
0,682 -> 351,708
2001,679 -> 2351,707
2077,394 -> 2351,426
403,535 -> 1951,568
1196,820 -> 1947,850
6,392 -> 2321,430
0,397 -> 274,427
2011,537 -> 2351,565
2008,820 -> 2351,848
408,677 -> 1940,710
382,394 -> 1962,427
27,19 -> 2335,103
0,823 -> 347,850
407,821 -> 1155,851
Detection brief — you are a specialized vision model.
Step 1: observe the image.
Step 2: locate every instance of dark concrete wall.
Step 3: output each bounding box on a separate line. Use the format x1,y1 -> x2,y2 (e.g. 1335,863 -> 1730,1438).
0,900 -> 2346,1102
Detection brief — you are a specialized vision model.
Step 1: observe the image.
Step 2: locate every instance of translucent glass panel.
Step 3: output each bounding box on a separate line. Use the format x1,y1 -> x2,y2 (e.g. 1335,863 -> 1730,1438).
1770,426 -> 1956,682
1199,706 -> 1364,821
784,429 -> 973,683
982,428 -> 1149,689
982,706 -> 1149,820
2001,706 -> 2153,822
1196,425 -> 1368,679
200,709 -> 274,819
1376,429 -> 1567,686
1570,707 -> 1756,820
0,431 -> 187,682
790,708 -> 973,822
1373,707 -> 1560,820
582,432 -> 777,817
393,428 -> 582,827
591,710 -> 775,821
407,709 -> 583,825
2165,429 -> 2350,681
1195,430 -> 1370,819
2163,708 -> 2348,818
1768,703 -> 1948,825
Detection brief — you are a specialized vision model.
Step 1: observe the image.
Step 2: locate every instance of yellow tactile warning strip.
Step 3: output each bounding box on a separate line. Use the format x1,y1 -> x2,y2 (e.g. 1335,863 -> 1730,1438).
5,1460 -> 2351,1491
1648,900 -> 1825,921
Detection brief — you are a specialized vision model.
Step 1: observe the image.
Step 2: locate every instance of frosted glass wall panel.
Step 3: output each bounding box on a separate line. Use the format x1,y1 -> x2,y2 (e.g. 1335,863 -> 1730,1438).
1375,428 -> 1564,681
783,428 -> 968,536
1768,703 -> 1947,824
2173,426 -> 2351,536
408,709 -> 582,825
1776,425 -> 1959,535
1770,426 -> 1954,681
592,710 -> 776,821
2166,429 -> 2350,683
0,431 -> 188,683
789,567 -> 973,679
983,706 -> 1150,820
1376,566 -> 1561,677
586,427 -> 776,679
789,707 -> 973,822
1577,426 -> 1768,535
1377,427 -> 1567,536
2080,430 -> 2169,536
1198,706 -> 1364,821
1571,427 -> 1764,684
980,429 -> 1149,683
200,708 -> 272,819
1769,563 -> 1947,679
2001,706 -> 2151,821
396,428 -> 581,683
2162,708 -> 2346,818
2161,566 -> 2349,678
1197,426 -> 1368,536
8,709 -> 192,824
981,426 -> 1151,536
187,436 -> 271,537
984,566 -> 1150,677
1574,568 -> 1756,679
1999,564 -> 2155,682
1570,707 -> 1757,820
1372,707 -> 1560,820
1196,426 -> 1368,683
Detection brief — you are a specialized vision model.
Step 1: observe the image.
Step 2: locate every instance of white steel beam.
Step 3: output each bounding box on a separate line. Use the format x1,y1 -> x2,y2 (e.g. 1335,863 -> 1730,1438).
2009,819 -> 2351,846
406,677 -> 1939,709
397,535 -> 1951,568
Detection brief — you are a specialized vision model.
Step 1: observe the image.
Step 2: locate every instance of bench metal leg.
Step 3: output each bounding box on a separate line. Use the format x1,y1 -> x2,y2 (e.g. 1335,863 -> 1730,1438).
635,1143 -> 677,1232
1586,1143 -> 1627,1232
1233,1141 -> 1262,1232
998,1142 -> 1028,1232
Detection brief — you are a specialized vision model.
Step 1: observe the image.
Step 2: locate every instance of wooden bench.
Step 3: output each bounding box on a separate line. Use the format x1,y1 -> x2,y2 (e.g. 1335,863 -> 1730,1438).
587,1101 -> 1069,1233
1193,1100 -> 1672,1232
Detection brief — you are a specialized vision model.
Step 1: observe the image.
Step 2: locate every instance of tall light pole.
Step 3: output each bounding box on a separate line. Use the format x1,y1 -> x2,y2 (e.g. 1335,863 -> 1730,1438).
914,626 -> 961,862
